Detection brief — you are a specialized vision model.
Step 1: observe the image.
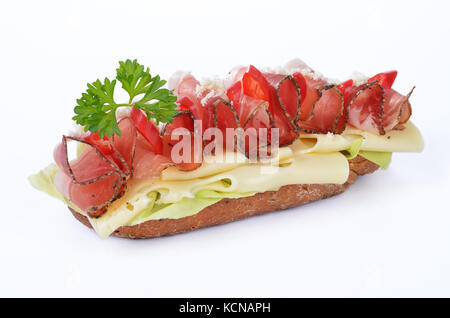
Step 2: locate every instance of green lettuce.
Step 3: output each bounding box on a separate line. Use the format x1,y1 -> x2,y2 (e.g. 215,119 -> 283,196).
30,139 -> 392,229
341,137 -> 364,159
341,138 -> 392,170
129,190 -> 255,225
28,164 -> 84,214
29,164 -> 255,226
359,151 -> 392,170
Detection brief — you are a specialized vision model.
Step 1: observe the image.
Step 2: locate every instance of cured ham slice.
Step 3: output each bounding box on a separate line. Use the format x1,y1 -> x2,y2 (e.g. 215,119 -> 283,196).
54,141 -> 127,216
54,169 -> 122,217
161,110 -> 203,171
347,82 -> 385,134
236,94 -> 268,127
346,82 -> 413,135
383,87 -> 414,131
110,118 -> 136,174
171,74 -> 203,124
224,66 -> 247,89
169,71 -> 198,98
238,66 -> 298,147
276,75 -> 302,123
239,100 -> 274,158
264,73 -> 302,121
296,75 -> 320,121
225,67 -> 281,155
168,63 -> 414,145
398,95 -> 413,125
295,75 -> 344,134
172,73 -> 218,134
335,79 -> 354,133
51,59 -> 417,219
133,135 -> 172,180
214,99 -> 241,153
54,118 -> 170,217
263,72 -> 301,142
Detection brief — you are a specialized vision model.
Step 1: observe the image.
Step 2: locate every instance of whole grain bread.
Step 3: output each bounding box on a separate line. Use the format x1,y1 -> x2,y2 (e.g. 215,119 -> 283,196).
70,156 -> 379,239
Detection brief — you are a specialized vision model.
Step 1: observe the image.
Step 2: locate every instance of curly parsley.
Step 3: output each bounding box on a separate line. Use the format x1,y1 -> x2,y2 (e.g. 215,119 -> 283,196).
73,59 -> 178,138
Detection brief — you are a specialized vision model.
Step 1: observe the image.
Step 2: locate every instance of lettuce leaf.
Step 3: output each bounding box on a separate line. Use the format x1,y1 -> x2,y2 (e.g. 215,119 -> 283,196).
359,151 -> 392,170
30,141 -> 391,230
341,138 -> 392,170
341,137 -> 363,159
28,164 -> 84,214
129,190 -> 255,225
29,164 -> 255,226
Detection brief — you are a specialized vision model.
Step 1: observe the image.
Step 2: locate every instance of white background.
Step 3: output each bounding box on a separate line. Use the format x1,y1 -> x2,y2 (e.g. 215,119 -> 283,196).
0,0 -> 449,297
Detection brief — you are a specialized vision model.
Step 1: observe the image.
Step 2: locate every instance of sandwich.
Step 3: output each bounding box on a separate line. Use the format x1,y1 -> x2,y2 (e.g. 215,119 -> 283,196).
29,58 -> 424,239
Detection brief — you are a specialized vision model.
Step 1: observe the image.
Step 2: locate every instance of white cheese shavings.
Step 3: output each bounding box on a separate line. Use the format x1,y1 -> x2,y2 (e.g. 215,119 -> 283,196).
295,68 -> 326,82
195,84 -> 206,97
351,71 -> 369,86
200,90 -> 216,106
196,76 -> 226,106
261,65 -> 289,75
116,106 -> 132,119
200,76 -> 225,93
263,59 -> 340,83
67,123 -> 86,138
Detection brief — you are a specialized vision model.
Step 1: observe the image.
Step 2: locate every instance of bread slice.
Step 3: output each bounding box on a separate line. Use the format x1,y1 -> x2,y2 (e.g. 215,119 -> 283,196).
69,156 -> 379,239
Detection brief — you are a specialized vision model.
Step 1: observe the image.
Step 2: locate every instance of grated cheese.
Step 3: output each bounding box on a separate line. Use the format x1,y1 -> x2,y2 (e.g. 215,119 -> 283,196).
351,71 -> 369,86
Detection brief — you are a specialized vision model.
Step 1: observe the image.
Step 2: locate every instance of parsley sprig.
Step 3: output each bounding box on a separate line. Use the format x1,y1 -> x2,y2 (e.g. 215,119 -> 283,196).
73,59 -> 178,138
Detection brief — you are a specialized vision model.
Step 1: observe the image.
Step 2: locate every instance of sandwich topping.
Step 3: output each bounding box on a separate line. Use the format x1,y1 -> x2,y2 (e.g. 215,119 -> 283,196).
30,58 -> 423,237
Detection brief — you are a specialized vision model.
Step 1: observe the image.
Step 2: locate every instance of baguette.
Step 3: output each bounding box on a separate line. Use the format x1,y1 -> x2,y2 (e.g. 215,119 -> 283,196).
69,156 -> 379,239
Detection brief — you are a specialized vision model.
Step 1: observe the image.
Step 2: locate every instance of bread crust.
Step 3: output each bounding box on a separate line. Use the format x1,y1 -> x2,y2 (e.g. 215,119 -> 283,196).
70,156 -> 379,239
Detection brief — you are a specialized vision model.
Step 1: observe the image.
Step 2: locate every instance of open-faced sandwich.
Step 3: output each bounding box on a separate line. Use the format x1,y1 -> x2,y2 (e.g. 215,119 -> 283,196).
29,58 -> 423,239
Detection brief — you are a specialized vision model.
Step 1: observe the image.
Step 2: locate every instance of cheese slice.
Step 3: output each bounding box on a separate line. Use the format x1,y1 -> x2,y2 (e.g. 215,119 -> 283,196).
346,122 -> 424,152
85,122 -> 424,238
87,152 -> 349,238
161,146 -> 294,181
31,120 -> 423,238
151,152 -> 349,203
291,133 -> 354,154
87,186 -> 157,238
291,121 -> 423,154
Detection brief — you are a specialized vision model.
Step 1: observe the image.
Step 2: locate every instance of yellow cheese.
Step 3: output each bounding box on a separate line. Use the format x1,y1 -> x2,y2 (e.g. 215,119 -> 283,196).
292,121 -> 423,154
346,122 -> 424,152
291,133 -> 354,154
87,185 -> 157,238
66,122 -> 423,238
87,152 -> 349,238
149,152 -> 349,204
161,146 -> 295,181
